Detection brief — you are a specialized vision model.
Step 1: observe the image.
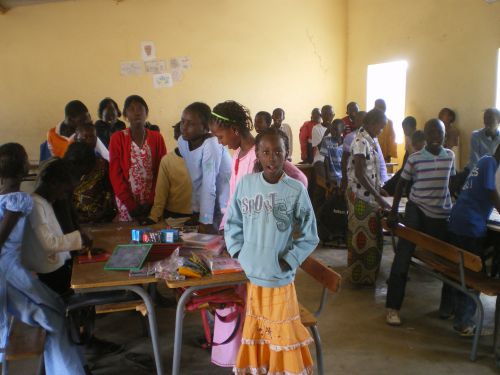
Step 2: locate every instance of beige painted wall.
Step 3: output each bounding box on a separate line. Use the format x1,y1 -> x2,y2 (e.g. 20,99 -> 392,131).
0,0 -> 347,161
346,0 -> 500,169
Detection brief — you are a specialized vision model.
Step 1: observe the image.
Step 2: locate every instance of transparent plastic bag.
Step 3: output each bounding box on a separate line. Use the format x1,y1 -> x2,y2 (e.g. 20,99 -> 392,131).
151,247 -> 185,281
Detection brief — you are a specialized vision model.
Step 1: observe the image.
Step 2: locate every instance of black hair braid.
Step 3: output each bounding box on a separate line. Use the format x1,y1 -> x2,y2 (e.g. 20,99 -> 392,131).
212,101 -> 254,133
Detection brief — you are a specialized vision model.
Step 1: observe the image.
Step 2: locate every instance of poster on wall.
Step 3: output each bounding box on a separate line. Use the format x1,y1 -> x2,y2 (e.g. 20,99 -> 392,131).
145,60 -> 166,74
141,41 -> 156,61
152,73 -> 173,88
120,61 -> 143,76
170,57 -> 191,70
171,69 -> 183,82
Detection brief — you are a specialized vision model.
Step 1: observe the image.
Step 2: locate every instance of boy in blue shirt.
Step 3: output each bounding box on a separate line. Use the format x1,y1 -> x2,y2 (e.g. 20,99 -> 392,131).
445,144 -> 500,335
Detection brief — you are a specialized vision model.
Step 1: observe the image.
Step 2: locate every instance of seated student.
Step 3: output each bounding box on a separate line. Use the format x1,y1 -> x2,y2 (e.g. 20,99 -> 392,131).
441,144 -> 500,335
439,107 -> 460,168
65,142 -> 116,224
74,122 -> 109,160
386,119 -> 455,326
320,119 -> 344,187
299,108 -> 321,163
341,111 -> 388,192
467,108 -> 500,171
0,143 -> 89,375
47,100 -> 90,158
271,108 -> 293,160
144,122 -> 192,225
374,99 -> 397,162
22,159 -> 91,297
178,102 -> 231,233
341,102 -> 359,137
254,111 -> 271,134
47,100 -> 109,160
109,95 -> 167,222
94,97 -> 126,148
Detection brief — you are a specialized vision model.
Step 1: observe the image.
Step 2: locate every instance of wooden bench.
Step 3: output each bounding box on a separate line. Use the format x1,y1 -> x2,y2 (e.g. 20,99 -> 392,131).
299,256 -> 342,375
1,318 -> 45,375
382,219 -> 500,364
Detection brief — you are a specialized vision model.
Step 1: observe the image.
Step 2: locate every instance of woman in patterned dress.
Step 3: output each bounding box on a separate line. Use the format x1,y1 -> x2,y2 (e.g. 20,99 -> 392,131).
346,109 -> 391,285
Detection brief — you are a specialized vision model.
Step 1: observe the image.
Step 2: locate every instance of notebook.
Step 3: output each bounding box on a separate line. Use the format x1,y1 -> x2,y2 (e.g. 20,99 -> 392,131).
104,244 -> 153,271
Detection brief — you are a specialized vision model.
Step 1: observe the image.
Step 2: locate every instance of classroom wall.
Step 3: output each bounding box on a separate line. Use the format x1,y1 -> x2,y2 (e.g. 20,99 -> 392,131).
0,0 -> 347,161
346,0 -> 500,169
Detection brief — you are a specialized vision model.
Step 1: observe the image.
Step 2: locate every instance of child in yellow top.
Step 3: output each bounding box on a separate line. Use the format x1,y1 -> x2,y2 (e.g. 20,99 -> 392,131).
144,123 -> 192,224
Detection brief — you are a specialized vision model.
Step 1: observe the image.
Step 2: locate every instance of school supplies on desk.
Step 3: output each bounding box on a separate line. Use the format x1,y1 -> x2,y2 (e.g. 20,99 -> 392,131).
131,228 -> 180,243
199,253 -> 243,275
77,252 -> 110,264
76,247 -> 109,264
181,232 -> 225,255
104,244 -> 153,271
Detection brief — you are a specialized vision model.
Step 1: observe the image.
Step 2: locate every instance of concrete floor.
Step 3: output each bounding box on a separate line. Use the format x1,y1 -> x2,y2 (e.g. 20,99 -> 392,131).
8,239 -> 500,374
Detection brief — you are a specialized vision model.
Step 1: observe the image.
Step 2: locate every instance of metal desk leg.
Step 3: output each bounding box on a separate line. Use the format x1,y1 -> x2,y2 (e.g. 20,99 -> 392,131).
171,281 -> 246,375
495,296 -> 500,366
79,285 -> 163,375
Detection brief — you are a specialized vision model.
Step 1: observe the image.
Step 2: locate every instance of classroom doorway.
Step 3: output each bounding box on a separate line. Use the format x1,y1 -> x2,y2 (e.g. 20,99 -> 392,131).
366,60 -> 408,143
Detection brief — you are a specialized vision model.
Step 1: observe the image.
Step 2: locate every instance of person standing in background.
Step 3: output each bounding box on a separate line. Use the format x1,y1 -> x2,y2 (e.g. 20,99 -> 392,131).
374,99 -> 397,163
271,108 -> 293,160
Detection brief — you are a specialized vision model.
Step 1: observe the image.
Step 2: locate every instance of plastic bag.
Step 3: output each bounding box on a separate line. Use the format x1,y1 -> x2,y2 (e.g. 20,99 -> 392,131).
151,247 -> 185,281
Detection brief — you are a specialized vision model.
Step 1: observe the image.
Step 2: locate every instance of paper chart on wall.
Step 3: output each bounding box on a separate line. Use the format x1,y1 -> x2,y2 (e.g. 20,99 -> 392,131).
170,57 -> 191,70
153,73 -> 173,88
145,60 -> 166,74
171,69 -> 183,82
141,41 -> 156,61
120,61 -> 143,76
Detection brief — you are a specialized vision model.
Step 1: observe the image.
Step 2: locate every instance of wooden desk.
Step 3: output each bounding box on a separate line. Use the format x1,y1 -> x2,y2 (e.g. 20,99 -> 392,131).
74,222 -> 247,375
166,270 -> 247,375
71,223 -> 162,375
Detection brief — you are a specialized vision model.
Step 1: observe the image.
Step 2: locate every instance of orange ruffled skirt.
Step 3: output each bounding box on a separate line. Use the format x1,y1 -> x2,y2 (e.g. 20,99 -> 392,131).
234,282 -> 314,375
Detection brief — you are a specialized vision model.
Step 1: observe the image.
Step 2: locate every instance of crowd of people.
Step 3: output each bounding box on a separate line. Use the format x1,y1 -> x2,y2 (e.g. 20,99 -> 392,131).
1,93 -> 499,373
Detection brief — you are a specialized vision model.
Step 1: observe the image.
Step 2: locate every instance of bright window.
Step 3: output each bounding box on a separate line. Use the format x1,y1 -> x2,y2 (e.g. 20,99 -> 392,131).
366,60 -> 408,143
496,49 -> 500,109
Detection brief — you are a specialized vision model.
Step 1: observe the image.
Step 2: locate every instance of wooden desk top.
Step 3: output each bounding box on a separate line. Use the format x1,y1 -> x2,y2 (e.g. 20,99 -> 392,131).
72,222 -> 246,291
71,222 -> 160,290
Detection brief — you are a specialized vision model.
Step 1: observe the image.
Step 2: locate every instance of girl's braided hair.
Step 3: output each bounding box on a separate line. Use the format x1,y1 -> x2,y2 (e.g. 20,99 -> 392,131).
211,100 -> 254,133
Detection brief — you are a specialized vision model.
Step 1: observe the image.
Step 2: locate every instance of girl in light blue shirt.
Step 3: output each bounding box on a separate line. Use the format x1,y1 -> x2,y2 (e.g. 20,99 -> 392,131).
225,127 -> 319,374
178,102 -> 231,233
